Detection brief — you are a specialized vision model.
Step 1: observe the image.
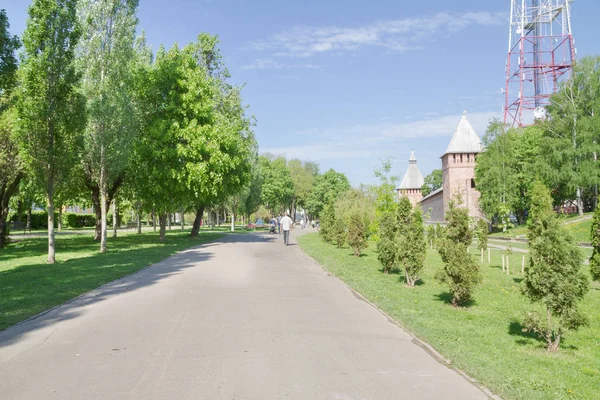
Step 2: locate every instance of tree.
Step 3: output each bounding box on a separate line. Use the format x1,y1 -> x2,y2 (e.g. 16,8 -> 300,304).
372,159 -> 398,239
77,0 -> 140,249
402,208 -> 427,286
476,218 -> 488,261
319,201 -> 335,244
542,56 -> 600,214
421,169 -> 442,197
377,210 -> 397,274
260,155 -> 294,214
437,198 -> 481,306
590,205 -> 600,281
17,0 -> 85,263
332,215 -> 346,248
347,210 -> 368,257
0,10 -> 22,248
306,168 -> 350,219
522,181 -> 589,351
288,159 -> 318,220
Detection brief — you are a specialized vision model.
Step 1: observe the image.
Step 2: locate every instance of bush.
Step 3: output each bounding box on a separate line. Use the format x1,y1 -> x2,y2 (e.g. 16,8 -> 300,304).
401,208 -> 427,286
437,199 -> 481,306
523,182 -> 589,351
347,211 -> 368,257
11,211 -> 54,229
64,212 -> 96,228
377,210 -> 398,274
319,202 -> 335,244
332,216 -> 346,248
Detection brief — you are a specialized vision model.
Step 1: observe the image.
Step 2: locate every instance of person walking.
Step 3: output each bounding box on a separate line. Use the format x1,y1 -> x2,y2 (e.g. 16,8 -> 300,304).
280,212 -> 293,246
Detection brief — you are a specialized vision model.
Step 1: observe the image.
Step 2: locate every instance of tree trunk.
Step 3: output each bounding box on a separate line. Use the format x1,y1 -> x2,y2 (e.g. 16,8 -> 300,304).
91,185 -> 102,241
576,187 -> 584,216
57,206 -> 63,231
168,213 -> 171,230
152,207 -> 156,232
0,172 -> 24,248
26,206 -> 32,231
100,162 -> 108,253
0,210 -> 8,249
47,179 -> 56,264
190,205 -> 205,237
180,208 -> 184,231
159,213 -> 167,242
112,198 -> 117,238
16,200 -> 23,223
231,211 -> 235,232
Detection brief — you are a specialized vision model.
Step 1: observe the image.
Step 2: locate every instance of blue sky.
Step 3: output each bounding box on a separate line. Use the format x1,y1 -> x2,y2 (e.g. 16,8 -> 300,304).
4,0 -> 600,186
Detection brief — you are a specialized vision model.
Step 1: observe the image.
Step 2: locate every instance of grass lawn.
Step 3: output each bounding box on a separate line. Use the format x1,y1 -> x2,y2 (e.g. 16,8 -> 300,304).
298,233 -> 600,400
564,219 -> 593,244
0,230 -> 223,331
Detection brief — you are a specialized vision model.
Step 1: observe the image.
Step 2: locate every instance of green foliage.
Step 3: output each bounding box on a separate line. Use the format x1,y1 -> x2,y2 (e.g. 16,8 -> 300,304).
590,206 -> 600,281
421,169 -> 442,197
426,224 -> 436,248
372,159 -> 398,239
0,9 -> 20,99
259,155 -> 294,213
347,210 -> 368,257
319,202 -> 335,244
541,56 -> 600,211
63,212 -> 96,228
523,181 -> 590,351
332,216 -> 346,248
377,210 -> 398,274
443,197 -> 472,246
396,196 -> 412,231
476,218 -> 488,252
306,168 -> 350,218
437,197 -> 481,306
401,208 -> 427,286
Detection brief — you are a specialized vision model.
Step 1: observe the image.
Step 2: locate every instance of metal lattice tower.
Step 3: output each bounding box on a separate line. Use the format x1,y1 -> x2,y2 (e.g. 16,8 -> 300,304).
504,0 -> 576,127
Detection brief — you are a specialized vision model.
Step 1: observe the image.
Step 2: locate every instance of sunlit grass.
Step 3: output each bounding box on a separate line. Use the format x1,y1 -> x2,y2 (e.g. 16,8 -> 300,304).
299,233 -> 600,400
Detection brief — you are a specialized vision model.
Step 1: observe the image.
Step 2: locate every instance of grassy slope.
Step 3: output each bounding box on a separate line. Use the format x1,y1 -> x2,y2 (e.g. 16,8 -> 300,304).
490,213 -> 592,242
0,230 -> 222,331
298,233 -> 600,400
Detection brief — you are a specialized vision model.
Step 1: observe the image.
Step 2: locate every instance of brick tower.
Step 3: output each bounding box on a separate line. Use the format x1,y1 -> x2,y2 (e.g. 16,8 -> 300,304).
441,113 -> 483,219
397,150 -> 424,207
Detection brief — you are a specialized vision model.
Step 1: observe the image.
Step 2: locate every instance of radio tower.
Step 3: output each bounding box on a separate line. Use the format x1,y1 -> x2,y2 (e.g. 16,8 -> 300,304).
504,0 -> 576,127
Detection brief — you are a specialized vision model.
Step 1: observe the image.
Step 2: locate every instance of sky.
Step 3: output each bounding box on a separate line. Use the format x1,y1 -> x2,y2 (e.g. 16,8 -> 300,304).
3,0 -> 600,186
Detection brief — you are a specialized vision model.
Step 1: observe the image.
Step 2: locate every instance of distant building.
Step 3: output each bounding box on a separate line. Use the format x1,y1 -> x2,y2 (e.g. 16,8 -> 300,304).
398,112 -> 484,223
396,150 -> 424,207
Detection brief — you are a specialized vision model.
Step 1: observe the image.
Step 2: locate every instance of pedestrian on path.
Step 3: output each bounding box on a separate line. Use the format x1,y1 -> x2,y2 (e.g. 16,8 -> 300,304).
280,212 -> 293,246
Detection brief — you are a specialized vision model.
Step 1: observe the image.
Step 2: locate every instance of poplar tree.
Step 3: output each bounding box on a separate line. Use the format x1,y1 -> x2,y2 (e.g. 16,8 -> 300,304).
523,181 -> 589,351
402,208 -> 426,286
77,0 -> 140,250
0,9 -> 22,248
17,0 -> 85,263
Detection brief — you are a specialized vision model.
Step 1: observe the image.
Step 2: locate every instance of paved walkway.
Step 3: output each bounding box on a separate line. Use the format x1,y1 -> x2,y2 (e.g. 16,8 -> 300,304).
0,230 -> 489,400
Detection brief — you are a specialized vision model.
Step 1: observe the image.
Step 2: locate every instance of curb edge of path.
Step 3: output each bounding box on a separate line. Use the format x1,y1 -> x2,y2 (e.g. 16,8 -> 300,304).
296,241 -> 503,400
0,233 -> 226,335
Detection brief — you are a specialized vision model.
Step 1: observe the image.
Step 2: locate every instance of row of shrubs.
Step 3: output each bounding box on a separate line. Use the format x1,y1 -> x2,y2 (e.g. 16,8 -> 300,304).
9,211 -> 124,229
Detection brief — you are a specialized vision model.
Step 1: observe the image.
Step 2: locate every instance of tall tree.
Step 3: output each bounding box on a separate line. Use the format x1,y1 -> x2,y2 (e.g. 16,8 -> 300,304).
305,168 -> 350,219
17,0 -> 85,263
77,0 -> 140,250
0,9 -> 22,248
288,158 -> 318,220
421,169 -> 442,197
260,155 -> 294,214
402,208 -> 427,286
542,56 -> 600,214
523,181 -> 589,351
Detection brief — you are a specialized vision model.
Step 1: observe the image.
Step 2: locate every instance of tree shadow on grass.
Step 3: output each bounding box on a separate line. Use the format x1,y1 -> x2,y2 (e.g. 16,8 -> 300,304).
508,319 -> 578,350
513,277 -> 524,284
434,292 -> 476,308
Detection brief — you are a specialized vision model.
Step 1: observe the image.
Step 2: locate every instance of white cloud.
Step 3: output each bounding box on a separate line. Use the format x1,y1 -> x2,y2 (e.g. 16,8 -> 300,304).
261,111 -> 500,162
242,58 -> 320,70
249,11 -> 505,59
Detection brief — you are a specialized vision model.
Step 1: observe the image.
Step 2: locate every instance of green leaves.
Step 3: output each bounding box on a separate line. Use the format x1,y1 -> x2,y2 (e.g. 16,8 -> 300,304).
523,181 -> 590,351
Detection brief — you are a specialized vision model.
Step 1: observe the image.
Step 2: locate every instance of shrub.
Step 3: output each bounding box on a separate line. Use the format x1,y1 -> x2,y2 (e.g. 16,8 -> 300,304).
319,202 -> 336,244
522,182 -> 589,351
437,199 -> 481,306
589,205 -> 600,281
347,211 -> 368,257
64,212 -> 96,228
332,216 -> 346,248
426,224 -> 436,248
401,208 -> 427,286
377,210 -> 398,274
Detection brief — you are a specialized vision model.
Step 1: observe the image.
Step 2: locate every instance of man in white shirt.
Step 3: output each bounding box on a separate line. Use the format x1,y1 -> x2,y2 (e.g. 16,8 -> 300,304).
280,212 -> 293,246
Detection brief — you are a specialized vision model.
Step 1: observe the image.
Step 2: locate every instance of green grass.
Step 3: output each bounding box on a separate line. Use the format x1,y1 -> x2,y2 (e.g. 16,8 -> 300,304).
490,213 -> 593,244
564,219 -> 593,244
299,233 -> 600,400
0,230 -> 223,331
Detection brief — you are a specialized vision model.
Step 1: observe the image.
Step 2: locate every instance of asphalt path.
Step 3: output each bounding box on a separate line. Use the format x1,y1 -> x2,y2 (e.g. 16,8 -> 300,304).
0,230 -> 490,400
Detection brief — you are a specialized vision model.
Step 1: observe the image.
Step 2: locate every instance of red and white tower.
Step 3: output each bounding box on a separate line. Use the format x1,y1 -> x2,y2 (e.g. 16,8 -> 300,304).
504,0 -> 576,127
